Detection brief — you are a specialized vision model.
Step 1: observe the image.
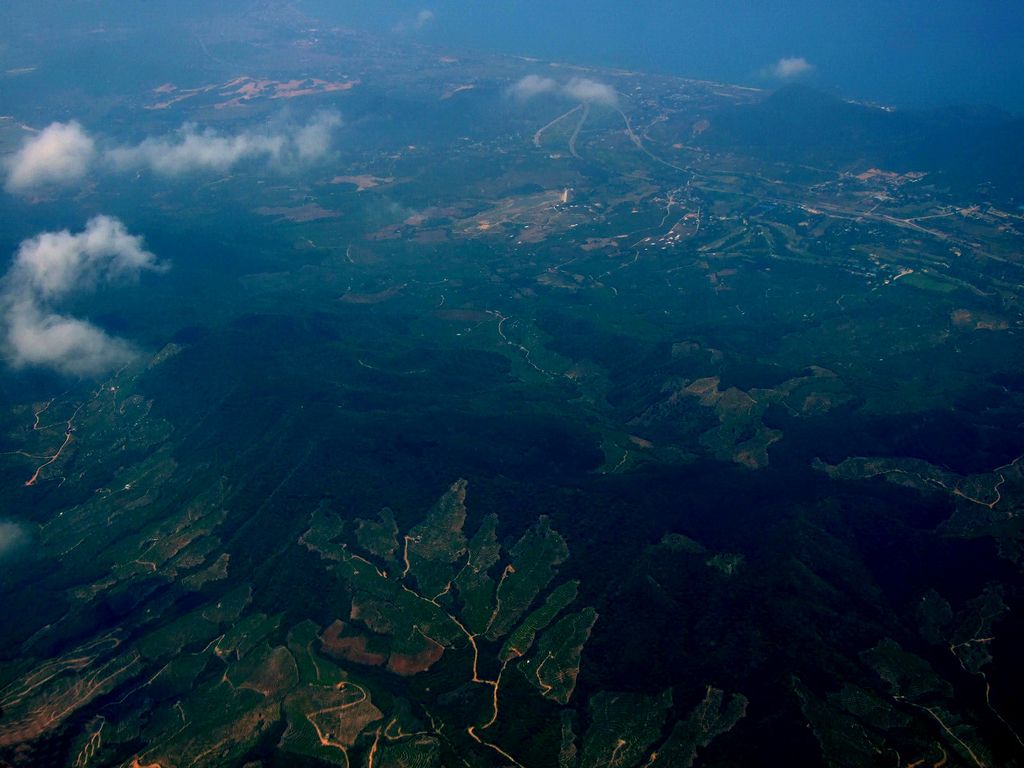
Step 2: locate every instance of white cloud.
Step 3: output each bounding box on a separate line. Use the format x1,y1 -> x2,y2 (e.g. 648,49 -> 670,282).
563,77 -> 619,107
508,75 -> 618,107
106,124 -> 283,175
106,112 -> 342,175
5,302 -> 137,375
768,57 -> 815,80
293,111 -> 344,161
0,520 -> 30,560
394,8 -> 435,32
10,215 -> 163,301
4,114 -> 344,193
509,75 -> 559,101
1,216 -> 167,376
4,121 -> 96,193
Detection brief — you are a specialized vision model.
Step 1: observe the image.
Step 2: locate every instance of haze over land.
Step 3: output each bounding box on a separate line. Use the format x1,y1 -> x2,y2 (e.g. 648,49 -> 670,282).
8,0 -> 1021,111
0,2 -> 1023,768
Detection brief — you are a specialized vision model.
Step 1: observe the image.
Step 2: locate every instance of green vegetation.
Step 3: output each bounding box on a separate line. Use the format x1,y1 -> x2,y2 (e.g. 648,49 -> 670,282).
656,687 -> 748,767
501,579 -> 579,662
2,8 -> 1024,766
485,516 -> 570,640
579,690 -> 672,768
405,479 -> 469,597
355,507 -> 400,562
522,607 -> 598,704
454,513 -> 501,634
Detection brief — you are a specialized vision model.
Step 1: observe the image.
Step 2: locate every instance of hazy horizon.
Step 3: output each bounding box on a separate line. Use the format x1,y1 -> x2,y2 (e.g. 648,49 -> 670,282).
3,0 -> 1024,114
289,0 -> 1024,114
2,4 -> 1024,767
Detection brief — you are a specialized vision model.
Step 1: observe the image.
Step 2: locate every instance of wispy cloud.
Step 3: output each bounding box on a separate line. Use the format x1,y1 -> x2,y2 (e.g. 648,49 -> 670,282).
106,111 -> 342,175
293,111 -> 344,161
5,303 -> 139,375
4,113 -> 343,192
8,215 -> 163,300
4,121 -> 96,193
508,74 -> 559,101
0,520 -> 30,560
106,125 -> 285,175
766,57 -> 815,80
563,77 -> 619,107
508,75 -> 619,107
2,216 -> 167,375
393,8 -> 435,33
